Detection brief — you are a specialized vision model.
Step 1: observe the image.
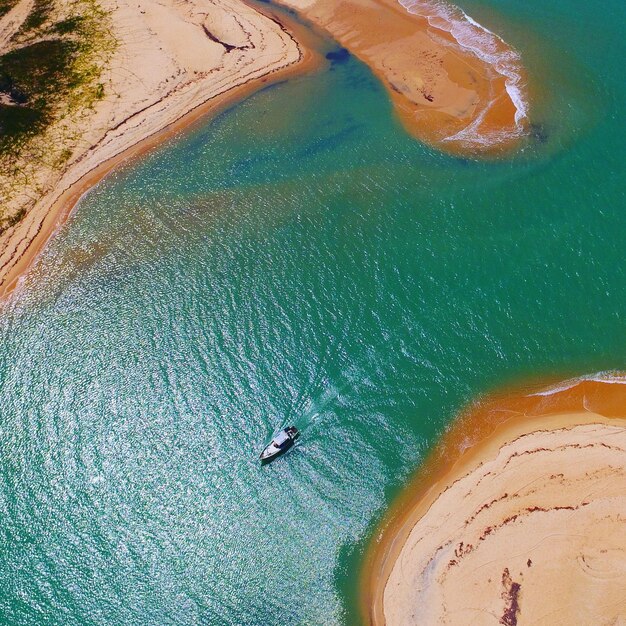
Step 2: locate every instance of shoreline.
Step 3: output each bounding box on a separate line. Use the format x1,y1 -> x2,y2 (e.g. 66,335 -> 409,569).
276,0 -> 528,156
0,0 -> 321,304
0,0 -> 531,304
362,375 -> 626,624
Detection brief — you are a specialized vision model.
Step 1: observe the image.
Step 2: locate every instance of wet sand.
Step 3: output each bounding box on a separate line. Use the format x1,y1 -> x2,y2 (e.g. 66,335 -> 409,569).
0,0 -> 321,302
363,376 -> 626,625
278,0 -> 528,155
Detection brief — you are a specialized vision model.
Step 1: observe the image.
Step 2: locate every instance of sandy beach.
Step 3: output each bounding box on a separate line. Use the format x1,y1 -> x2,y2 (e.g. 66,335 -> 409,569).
277,0 -> 528,154
0,0 -> 318,301
0,0 -> 530,302
364,376 -> 626,625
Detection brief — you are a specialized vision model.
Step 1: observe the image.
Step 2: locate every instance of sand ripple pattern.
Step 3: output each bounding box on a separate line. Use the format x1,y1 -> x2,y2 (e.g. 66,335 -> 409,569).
383,412 -> 626,624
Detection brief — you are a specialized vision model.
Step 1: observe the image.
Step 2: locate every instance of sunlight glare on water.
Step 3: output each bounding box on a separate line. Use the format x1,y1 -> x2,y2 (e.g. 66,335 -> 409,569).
0,0 -> 625,622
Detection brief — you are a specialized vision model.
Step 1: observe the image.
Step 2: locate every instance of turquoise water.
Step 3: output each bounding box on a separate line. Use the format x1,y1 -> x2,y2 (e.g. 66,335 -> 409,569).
1,0 -> 625,623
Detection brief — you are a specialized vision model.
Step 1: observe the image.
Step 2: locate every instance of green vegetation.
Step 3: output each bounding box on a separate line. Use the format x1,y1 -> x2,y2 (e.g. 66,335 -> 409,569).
0,0 -> 116,232
0,104 -> 45,147
19,0 -> 55,33
0,0 -> 115,155
0,40 -> 79,152
0,0 -> 20,19
52,14 -> 83,34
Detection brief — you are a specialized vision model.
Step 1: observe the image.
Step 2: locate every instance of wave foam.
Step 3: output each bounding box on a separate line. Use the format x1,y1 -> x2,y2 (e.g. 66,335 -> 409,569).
398,0 -> 528,146
529,371 -> 626,397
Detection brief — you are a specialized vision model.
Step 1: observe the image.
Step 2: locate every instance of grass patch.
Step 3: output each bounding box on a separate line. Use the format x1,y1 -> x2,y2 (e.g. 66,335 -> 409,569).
0,0 -> 19,19
0,0 -> 117,227
0,0 -> 116,157
0,104 -> 45,150
0,206 -> 27,235
19,0 -> 55,33
0,39 -> 78,98
0,40 -> 79,152
51,14 -> 84,34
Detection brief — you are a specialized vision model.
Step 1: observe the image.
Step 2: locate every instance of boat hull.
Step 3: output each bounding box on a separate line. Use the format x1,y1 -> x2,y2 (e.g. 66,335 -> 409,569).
259,426 -> 299,464
259,439 -> 294,464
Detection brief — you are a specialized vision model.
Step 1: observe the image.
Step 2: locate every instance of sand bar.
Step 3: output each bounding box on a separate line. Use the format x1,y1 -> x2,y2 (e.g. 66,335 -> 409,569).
277,0 -> 528,154
363,376 -> 626,625
0,0 -> 320,301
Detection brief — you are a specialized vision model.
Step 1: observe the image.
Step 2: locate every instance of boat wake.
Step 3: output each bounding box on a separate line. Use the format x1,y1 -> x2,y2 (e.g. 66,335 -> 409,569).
399,0 -> 528,147
297,383 -> 344,425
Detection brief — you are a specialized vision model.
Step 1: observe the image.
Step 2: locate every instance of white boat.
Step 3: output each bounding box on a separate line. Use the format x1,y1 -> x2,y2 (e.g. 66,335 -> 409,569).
259,426 -> 300,463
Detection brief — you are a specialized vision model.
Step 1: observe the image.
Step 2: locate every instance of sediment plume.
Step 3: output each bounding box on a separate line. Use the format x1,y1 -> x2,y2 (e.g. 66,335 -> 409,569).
0,0 -> 315,300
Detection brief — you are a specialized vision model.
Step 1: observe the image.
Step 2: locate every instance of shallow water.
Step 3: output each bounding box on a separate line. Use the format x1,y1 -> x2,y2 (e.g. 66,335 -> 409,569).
0,0 -> 625,623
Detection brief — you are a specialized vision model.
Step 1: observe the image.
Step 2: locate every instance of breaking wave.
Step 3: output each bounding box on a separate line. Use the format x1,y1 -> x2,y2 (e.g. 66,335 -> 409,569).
529,371 -> 626,397
399,0 -> 528,146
